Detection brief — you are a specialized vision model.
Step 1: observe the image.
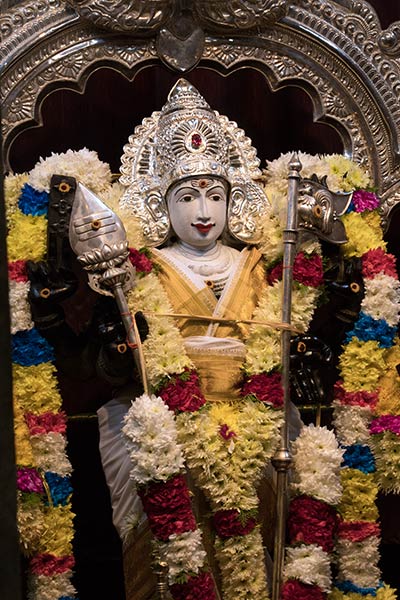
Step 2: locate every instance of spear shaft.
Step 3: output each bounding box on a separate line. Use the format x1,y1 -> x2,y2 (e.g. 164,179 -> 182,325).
271,154 -> 302,600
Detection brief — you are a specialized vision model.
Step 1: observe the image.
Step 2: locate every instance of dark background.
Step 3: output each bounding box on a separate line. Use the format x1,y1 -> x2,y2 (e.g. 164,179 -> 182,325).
5,1 -> 400,598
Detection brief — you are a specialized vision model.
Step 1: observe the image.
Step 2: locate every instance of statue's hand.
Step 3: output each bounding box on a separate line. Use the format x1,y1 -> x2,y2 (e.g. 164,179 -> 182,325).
27,260 -> 78,307
324,257 -> 364,324
27,260 -> 78,330
290,335 -> 333,406
93,299 -> 148,385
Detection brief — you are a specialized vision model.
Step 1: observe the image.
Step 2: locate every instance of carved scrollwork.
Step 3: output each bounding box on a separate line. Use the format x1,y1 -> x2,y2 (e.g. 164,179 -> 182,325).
64,0 -> 174,33
0,0 -> 64,43
378,22 -> 400,57
1,21 -> 157,148
194,0 -> 291,31
62,0 -> 290,34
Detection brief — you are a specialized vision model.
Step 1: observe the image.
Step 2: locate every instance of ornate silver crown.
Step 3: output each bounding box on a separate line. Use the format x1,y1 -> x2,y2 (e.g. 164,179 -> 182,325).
119,79 -> 269,247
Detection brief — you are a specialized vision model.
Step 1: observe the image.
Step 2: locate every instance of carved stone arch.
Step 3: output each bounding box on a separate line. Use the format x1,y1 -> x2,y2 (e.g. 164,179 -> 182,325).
2,0 -> 400,222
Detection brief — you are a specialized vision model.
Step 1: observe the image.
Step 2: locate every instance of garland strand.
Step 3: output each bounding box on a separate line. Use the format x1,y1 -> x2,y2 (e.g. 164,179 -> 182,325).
282,425 -> 343,600
262,153 -> 399,600
330,197 -> 399,600
6,148 -> 113,600
8,181 -> 76,600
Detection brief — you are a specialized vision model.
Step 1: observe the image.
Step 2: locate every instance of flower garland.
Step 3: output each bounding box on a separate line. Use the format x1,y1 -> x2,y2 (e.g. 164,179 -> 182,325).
262,152 -> 398,600
282,425 -> 343,600
7,148 -> 113,600
122,265 -> 218,598
330,199 -> 400,599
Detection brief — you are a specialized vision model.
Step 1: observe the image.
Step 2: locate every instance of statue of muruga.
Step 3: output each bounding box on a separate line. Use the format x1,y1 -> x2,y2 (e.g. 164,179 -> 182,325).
91,78 -> 307,600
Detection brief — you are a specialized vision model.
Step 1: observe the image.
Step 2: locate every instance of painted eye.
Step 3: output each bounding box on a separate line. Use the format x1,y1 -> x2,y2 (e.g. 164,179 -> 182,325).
313,205 -> 323,218
211,194 -> 222,202
179,195 -> 193,202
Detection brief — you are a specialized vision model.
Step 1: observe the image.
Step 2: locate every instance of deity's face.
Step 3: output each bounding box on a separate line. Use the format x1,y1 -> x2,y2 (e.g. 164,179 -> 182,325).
167,177 -> 228,249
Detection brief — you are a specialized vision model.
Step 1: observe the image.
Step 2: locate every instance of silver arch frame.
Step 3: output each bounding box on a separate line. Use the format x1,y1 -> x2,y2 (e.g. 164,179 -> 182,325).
2,1 -> 400,597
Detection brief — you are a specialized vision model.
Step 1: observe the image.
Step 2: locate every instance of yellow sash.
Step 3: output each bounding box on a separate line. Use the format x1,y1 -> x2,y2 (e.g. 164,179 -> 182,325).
152,247 -> 266,401
152,246 -> 266,340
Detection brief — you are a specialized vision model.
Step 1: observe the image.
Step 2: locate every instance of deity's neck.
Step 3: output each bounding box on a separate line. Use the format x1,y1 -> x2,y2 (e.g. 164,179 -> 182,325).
175,240 -> 220,258
160,241 -> 240,297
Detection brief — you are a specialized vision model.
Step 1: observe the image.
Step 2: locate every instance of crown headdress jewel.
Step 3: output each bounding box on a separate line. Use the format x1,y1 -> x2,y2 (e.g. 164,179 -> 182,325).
119,79 -> 269,246
155,79 -> 230,194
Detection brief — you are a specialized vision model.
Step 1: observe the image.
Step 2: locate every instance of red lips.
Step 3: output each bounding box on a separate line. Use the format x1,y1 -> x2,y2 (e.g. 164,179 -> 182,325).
192,223 -> 214,234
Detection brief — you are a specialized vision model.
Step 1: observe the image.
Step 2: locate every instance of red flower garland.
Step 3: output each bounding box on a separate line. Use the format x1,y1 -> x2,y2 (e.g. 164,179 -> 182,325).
24,411 -> 67,435
241,372 -> 284,408
158,370 -> 206,412
288,496 -> 339,553
268,252 -> 324,288
170,572 -> 216,600
282,579 -> 326,600
30,554 -> 75,576
338,521 -> 380,542
213,509 -> 257,539
333,381 -> 378,409
138,475 -> 197,541
128,247 -> 154,274
361,248 -> 398,279
8,259 -> 28,282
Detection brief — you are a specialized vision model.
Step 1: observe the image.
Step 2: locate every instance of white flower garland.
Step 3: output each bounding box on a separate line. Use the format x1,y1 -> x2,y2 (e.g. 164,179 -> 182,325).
9,279 -> 34,334
283,544 -> 332,591
28,148 -> 111,194
156,530 -> 207,584
291,424 -> 344,505
336,537 -> 381,589
122,394 -> 185,483
361,273 -> 400,326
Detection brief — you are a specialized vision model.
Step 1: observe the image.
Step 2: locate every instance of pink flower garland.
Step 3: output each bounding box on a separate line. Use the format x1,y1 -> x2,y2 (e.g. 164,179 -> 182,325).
351,190 -> 380,213
370,415 -> 400,435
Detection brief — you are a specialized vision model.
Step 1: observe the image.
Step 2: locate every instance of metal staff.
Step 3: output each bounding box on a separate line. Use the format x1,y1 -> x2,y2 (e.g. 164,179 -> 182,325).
271,153 -> 302,600
68,182 -> 149,394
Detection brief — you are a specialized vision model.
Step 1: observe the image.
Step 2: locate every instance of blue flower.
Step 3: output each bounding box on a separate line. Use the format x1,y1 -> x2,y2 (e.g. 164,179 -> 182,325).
11,328 -> 55,366
342,444 -> 375,473
18,184 -> 49,216
336,579 -> 383,596
44,472 -> 73,506
345,312 -> 396,348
